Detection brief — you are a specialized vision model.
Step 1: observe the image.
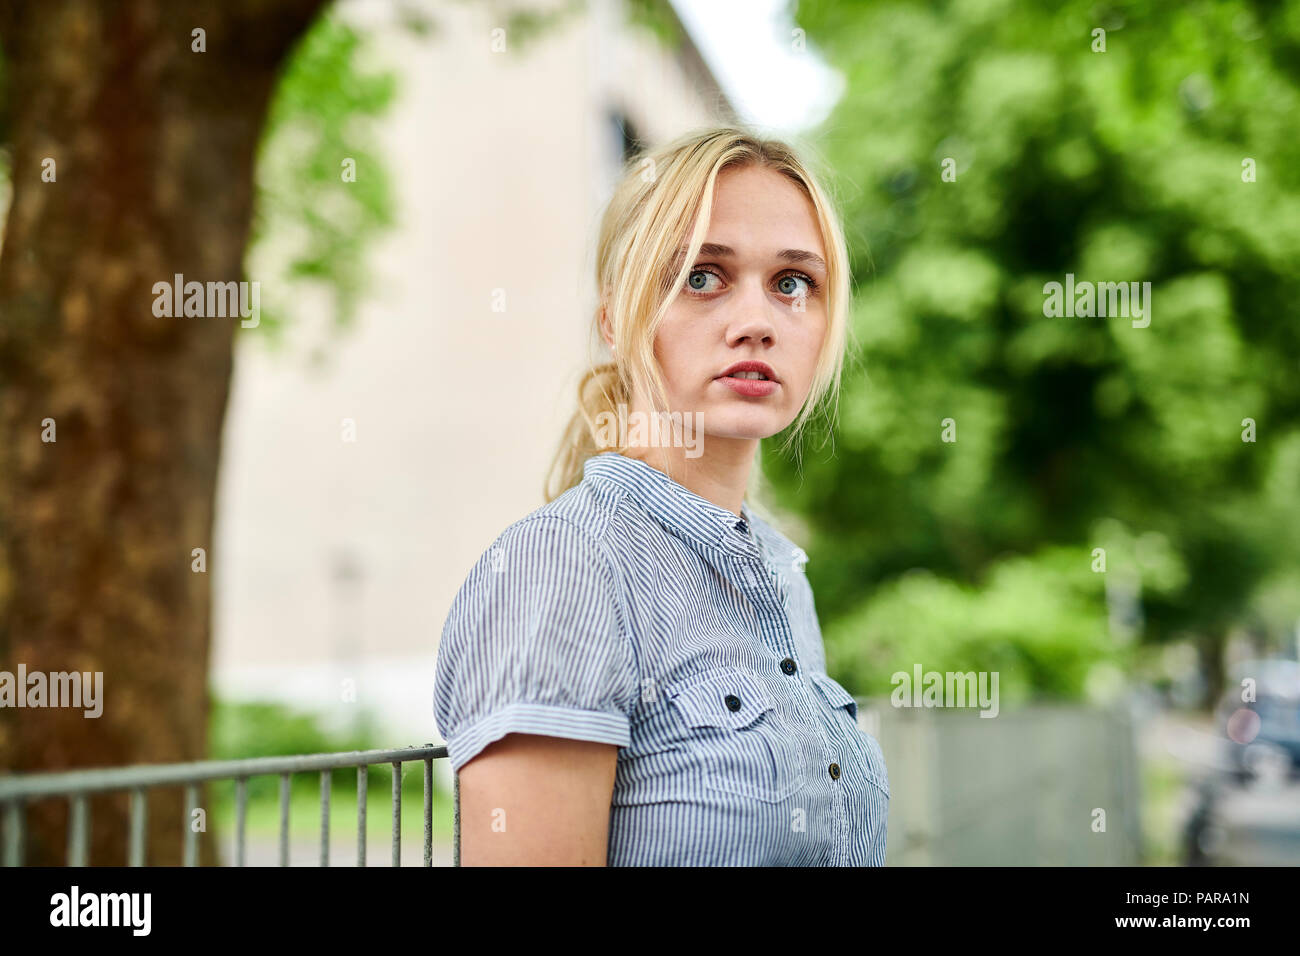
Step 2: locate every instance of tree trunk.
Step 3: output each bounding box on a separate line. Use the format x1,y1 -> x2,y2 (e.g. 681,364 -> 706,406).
1197,631 -> 1226,716
0,0 -> 325,865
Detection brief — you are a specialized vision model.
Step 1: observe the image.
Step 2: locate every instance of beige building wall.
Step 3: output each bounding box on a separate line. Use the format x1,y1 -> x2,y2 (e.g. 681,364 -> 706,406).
211,0 -> 735,744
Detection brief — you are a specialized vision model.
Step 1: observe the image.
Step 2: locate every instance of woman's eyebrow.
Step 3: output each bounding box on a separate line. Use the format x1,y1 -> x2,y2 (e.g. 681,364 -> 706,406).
682,242 -> 827,271
777,248 -> 828,271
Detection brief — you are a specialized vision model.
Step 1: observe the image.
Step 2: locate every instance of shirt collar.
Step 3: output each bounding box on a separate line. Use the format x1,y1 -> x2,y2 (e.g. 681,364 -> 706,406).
582,452 -> 761,558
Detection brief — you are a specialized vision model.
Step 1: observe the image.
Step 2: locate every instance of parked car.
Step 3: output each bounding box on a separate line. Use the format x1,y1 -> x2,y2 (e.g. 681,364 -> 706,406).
1215,658 -> 1300,782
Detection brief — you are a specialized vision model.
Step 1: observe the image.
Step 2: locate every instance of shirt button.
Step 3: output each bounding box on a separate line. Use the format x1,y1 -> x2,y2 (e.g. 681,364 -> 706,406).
828,762 -> 841,780
724,694 -> 742,712
780,658 -> 797,675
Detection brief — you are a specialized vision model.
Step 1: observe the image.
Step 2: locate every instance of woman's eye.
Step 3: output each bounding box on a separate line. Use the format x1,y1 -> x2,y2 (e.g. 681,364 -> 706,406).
686,269 -> 722,293
777,274 -> 815,298
684,269 -> 815,298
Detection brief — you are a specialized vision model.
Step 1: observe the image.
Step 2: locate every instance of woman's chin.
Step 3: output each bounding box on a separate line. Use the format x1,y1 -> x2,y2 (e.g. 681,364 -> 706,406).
700,412 -> 793,442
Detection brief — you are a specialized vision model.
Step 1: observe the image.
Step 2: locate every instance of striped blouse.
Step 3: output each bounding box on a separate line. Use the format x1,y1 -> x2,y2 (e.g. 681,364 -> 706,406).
433,451 -> 890,865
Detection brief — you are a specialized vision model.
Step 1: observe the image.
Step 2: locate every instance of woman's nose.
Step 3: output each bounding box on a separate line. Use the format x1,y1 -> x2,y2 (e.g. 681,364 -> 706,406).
726,280 -> 778,345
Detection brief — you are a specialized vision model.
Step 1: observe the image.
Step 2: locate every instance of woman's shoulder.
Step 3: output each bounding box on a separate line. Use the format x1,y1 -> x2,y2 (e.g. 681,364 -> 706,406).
460,475 -> 634,586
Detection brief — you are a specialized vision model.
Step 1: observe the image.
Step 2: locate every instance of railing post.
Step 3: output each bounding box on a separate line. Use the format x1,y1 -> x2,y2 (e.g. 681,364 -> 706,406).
319,770 -> 330,867
67,794 -> 89,866
128,788 -> 147,866
3,801 -> 25,867
235,777 -> 248,867
183,784 -> 198,866
423,758 -> 433,867
390,761 -> 402,867
278,773 -> 291,866
356,765 -> 367,867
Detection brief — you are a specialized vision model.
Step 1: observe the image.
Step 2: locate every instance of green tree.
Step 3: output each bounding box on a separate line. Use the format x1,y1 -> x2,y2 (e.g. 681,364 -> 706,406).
768,0 -> 1300,707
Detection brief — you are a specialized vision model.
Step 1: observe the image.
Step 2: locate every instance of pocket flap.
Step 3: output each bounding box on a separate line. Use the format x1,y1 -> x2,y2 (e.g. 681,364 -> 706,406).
810,672 -> 859,720
668,669 -> 775,731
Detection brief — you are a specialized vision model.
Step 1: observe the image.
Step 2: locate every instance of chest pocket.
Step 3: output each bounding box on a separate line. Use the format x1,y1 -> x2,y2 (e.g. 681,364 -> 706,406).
667,668 -> 809,803
810,672 -> 890,798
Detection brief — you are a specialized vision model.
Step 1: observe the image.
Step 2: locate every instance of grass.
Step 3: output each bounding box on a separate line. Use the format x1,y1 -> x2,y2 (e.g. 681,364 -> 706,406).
1139,755 -> 1188,865
205,771 -> 454,853
204,697 -> 455,859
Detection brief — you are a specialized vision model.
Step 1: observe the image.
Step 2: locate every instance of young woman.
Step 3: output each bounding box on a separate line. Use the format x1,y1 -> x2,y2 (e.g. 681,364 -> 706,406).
433,126 -> 889,866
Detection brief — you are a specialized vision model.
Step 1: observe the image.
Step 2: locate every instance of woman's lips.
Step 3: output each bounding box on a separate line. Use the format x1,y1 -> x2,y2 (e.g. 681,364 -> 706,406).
716,376 -> 780,397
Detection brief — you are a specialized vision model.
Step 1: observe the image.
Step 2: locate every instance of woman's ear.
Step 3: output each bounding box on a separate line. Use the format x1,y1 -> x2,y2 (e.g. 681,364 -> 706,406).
597,304 -> 616,353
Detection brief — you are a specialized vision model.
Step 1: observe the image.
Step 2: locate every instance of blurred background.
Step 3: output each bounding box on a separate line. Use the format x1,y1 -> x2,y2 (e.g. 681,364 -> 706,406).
0,0 -> 1297,866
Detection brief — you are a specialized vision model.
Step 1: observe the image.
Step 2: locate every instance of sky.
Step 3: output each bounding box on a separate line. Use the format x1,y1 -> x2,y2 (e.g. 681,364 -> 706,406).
670,0 -> 843,133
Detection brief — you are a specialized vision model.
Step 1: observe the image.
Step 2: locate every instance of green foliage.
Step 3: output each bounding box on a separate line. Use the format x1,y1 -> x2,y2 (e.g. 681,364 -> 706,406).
247,10 -> 398,345
210,698 -> 376,760
494,0 -> 587,51
624,0 -> 687,49
210,698 -> 398,801
768,0 -> 1300,699
207,698 -> 445,847
827,546 -> 1114,704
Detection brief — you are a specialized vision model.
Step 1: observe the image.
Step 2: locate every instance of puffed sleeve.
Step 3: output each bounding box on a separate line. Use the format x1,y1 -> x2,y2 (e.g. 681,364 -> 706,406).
433,515 -> 639,773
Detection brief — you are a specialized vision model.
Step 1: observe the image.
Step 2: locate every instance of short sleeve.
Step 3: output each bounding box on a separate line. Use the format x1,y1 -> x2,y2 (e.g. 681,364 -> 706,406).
433,515 -> 638,773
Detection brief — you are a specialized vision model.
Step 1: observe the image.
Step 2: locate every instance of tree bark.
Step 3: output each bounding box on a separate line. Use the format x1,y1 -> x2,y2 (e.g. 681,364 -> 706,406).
0,0 -> 325,865
1198,631 -> 1227,716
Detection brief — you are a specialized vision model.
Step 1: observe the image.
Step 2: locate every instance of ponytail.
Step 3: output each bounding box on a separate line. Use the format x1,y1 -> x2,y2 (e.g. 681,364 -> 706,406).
544,361 -> 629,501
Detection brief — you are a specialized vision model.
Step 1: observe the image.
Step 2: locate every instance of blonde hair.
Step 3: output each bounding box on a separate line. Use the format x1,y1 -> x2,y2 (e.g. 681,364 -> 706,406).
544,125 -> 855,507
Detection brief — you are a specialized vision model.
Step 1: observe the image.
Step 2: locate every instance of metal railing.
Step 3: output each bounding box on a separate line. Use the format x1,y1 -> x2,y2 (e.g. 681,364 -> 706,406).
0,744 -> 459,866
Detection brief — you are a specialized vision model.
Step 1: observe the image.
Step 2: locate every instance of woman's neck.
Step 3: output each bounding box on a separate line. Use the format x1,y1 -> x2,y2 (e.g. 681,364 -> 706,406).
624,439 -> 757,518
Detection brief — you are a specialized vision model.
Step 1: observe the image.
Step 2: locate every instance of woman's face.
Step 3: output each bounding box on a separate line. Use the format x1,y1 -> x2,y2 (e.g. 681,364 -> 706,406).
636,164 -> 830,448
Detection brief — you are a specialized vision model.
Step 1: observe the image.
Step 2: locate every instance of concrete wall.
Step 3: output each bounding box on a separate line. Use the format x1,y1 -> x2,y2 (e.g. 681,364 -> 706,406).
210,0 -> 734,745
862,701 -> 1143,865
